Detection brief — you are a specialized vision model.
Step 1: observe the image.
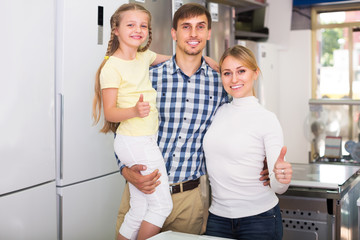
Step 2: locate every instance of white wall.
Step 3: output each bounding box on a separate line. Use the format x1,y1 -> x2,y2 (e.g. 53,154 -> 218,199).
265,0 -> 311,163
266,0 -> 293,49
278,30 -> 312,163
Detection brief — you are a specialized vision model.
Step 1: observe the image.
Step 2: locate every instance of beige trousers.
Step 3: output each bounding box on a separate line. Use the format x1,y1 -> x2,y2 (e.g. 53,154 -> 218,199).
115,175 -> 210,239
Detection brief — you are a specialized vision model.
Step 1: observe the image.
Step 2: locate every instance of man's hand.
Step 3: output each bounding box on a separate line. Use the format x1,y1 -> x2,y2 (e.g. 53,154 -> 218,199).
122,164 -> 161,194
204,56 -> 220,72
273,146 -> 292,184
260,158 -> 270,186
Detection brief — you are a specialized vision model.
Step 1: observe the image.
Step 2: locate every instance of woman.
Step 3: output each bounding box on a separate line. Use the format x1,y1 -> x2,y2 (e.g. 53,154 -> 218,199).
203,45 -> 292,240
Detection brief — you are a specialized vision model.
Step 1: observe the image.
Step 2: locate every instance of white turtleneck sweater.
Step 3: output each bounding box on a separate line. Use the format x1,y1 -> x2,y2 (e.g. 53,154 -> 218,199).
203,96 -> 289,218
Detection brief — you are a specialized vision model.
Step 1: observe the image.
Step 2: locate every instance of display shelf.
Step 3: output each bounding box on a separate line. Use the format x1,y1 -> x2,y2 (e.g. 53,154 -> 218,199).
309,99 -> 360,105
208,0 -> 267,12
235,30 -> 268,40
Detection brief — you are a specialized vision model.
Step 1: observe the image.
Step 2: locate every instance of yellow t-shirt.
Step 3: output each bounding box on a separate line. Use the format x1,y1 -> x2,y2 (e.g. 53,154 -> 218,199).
100,50 -> 158,136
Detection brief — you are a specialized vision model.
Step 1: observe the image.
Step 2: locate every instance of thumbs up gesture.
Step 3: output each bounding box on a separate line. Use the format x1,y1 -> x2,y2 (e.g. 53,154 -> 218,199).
135,94 -> 150,118
273,146 -> 292,184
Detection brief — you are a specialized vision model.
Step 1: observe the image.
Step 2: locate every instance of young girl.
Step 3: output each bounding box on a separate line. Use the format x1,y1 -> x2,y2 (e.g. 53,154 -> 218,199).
203,45 -> 292,240
92,3 -> 173,240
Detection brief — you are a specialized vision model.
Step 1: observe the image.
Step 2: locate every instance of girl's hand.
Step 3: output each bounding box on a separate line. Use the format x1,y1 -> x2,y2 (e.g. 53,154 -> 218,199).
204,56 -> 220,72
135,94 -> 150,118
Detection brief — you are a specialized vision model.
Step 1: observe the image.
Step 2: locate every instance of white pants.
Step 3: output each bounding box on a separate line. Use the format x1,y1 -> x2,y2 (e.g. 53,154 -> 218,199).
114,134 -> 173,240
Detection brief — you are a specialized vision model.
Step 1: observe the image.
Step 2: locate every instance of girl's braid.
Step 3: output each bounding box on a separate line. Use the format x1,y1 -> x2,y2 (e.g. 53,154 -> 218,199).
139,25 -> 152,52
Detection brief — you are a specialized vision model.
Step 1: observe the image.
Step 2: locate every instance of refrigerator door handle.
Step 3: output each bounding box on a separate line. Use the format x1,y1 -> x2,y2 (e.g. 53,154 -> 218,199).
59,93 -> 64,180
57,192 -> 63,240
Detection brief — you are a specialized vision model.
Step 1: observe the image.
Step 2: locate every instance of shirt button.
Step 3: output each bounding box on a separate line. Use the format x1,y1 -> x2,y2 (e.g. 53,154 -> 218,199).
173,154 -> 175,157
188,80 -> 191,83
179,136 -> 182,139
184,117 -> 187,120
186,99 -> 189,102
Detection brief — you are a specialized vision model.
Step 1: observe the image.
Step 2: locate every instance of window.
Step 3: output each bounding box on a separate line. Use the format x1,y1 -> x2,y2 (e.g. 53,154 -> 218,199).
312,6 -> 360,99
309,4 -> 360,163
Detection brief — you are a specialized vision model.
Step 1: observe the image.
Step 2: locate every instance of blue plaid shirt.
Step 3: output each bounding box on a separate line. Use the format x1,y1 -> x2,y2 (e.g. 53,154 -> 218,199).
150,56 -> 228,184
117,55 -> 228,184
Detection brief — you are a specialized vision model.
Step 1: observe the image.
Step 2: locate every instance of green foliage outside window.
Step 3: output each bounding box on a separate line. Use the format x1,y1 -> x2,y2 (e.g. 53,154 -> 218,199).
321,28 -> 343,67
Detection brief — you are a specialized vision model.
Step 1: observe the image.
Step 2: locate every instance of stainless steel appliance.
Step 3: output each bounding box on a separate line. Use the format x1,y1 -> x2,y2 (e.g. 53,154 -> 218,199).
130,0 -> 173,55
129,0 -> 207,55
207,2 -> 235,62
279,163 -> 360,240
129,0 -> 234,61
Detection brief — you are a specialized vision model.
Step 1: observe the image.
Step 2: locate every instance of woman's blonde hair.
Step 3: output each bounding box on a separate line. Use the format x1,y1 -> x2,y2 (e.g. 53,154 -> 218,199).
92,3 -> 152,133
219,45 -> 261,96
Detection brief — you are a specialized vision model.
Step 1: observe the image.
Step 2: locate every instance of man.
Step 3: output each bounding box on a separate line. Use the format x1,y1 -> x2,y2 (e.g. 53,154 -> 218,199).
115,3 -> 291,239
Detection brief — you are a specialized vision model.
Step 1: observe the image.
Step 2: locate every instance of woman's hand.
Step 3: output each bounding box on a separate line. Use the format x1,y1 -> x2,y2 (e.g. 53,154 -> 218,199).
273,146 -> 292,184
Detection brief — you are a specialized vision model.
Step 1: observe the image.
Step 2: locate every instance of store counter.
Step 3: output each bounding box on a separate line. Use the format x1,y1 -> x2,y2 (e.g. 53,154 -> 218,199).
148,231 -> 232,240
279,163 -> 360,240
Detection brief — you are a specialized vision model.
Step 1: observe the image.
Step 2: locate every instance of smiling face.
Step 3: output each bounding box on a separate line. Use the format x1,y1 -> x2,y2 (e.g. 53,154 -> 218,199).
114,10 -> 149,50
221,55 -> 259,98
171,14 -> 211,56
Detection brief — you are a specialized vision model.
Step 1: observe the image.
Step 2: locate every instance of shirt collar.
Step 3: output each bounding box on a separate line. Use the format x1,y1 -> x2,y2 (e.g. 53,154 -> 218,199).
170,55 -> 209,77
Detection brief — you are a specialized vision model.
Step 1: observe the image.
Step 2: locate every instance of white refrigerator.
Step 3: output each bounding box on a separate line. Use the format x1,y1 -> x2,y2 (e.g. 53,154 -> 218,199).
1,0 -> 126,239
0,0 -> 57,239
55,0 -> 126,239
